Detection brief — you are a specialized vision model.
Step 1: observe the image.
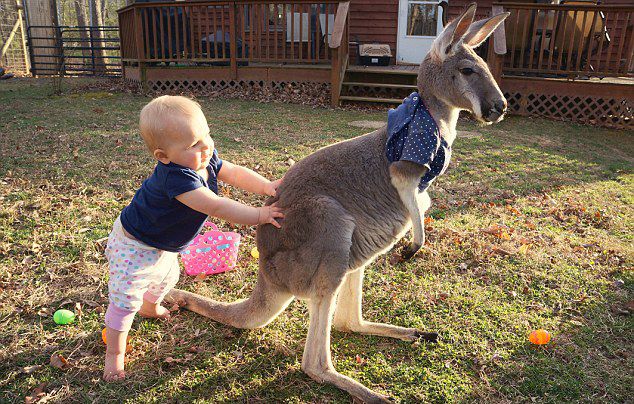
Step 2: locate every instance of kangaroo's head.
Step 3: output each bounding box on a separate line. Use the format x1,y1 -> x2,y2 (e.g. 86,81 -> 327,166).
418,4 -> 509,124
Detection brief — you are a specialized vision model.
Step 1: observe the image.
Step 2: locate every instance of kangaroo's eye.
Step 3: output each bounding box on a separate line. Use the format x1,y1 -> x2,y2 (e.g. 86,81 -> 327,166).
460,67 -> 475,76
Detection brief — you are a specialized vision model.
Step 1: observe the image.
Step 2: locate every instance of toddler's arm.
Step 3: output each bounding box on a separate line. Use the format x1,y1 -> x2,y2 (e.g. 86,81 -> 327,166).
176,187 -> 284,228
218,161 -> 282,197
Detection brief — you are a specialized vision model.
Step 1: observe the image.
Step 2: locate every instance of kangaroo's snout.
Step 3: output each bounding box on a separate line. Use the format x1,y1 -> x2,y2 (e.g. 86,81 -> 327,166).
482,98 -> 507,123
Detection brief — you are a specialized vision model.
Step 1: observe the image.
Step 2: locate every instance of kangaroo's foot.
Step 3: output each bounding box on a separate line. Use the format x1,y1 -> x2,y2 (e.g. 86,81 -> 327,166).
338,320 -> 437,342
333,269 -> 438,342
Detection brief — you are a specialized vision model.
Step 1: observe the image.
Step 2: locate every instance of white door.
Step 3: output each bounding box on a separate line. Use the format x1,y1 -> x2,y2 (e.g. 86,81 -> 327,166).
396,0 -> 444,64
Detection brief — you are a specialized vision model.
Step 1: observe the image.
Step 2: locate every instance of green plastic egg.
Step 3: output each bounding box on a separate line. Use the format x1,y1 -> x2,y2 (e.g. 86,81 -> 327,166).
53,309 -> 75,325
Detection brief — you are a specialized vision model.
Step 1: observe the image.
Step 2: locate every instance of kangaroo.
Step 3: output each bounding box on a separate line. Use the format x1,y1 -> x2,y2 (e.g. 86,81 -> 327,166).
166,5 -> 509,403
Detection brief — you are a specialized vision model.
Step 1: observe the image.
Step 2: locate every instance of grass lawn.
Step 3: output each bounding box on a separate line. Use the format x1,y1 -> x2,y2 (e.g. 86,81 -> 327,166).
0,78 -> 632,403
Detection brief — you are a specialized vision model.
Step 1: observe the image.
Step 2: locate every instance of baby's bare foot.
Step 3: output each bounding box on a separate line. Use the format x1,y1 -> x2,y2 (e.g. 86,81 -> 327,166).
138,302 -> 171,320
103,352 -> 125,382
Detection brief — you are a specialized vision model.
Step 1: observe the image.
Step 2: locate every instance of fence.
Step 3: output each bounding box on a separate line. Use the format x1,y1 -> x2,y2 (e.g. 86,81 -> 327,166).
27,24 -> 120,76
0,0 -> 29,74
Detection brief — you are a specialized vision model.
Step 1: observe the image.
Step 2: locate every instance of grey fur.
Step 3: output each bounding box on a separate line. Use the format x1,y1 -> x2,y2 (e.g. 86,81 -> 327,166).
166,5 -> 508,403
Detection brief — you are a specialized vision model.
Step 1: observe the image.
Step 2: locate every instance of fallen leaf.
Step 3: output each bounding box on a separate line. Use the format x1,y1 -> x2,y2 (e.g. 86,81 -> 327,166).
188,346 -> 205,354
24,382 -> 47,404
37,307 -> 52,317
74,302 -> 82,317
286,158 -> 295,166
50,353 -> 71,370
490,246 -> 514,256
355,354 -> 365,365
482,223 -> 513,240
518,244 -> 530,255
21,365 -> 42,374
389,252 -> 402,265
506,205 -> 521,215
194,273 -> 207,282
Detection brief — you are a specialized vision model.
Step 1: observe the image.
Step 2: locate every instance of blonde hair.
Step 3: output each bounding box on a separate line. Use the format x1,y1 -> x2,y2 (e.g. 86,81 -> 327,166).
139,95 -> 203,153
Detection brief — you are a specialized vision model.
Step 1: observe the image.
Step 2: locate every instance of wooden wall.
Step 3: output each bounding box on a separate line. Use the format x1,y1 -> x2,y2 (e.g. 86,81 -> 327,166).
348,0 -> 398,61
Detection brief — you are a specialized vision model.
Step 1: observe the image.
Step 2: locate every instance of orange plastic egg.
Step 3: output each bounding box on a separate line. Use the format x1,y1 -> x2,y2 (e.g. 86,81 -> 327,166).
529,329 -> 551,345
102,328 -> 133,352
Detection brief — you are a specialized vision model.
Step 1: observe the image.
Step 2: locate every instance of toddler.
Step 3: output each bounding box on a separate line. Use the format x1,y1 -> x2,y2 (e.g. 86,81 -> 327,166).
103,95 -> 283,381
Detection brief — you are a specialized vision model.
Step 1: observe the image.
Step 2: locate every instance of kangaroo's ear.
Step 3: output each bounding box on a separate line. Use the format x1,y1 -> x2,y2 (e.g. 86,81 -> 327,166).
463,12 -> 510,48
432,3 -> 476,59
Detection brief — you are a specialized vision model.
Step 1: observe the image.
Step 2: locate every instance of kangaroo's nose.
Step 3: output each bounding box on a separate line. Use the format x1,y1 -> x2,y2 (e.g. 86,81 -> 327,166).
495,99 -> 507,114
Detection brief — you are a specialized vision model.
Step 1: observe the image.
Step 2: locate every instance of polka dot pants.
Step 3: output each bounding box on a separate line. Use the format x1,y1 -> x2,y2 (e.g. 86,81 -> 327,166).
104,217 -> 180,331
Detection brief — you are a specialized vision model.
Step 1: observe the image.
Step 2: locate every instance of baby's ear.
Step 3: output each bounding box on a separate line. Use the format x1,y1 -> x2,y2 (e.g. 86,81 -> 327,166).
153,148 -> 170,164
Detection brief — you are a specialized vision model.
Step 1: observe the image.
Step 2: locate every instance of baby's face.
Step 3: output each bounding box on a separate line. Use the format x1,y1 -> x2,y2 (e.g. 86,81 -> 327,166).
163,111 -> 214,171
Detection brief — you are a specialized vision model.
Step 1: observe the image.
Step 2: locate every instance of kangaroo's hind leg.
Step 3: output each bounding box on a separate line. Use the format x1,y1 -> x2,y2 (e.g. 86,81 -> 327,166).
333,269 -> 438,342
302,290 -> 392,404
165,272 -> 294,329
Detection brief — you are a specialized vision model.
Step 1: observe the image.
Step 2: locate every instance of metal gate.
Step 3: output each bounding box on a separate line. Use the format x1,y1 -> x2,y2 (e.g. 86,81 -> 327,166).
27,25 -> 120,77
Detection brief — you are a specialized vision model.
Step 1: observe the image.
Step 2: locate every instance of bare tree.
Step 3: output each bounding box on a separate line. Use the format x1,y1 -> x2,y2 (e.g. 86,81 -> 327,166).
89,0 -> 107,74
74,0 -> 90,61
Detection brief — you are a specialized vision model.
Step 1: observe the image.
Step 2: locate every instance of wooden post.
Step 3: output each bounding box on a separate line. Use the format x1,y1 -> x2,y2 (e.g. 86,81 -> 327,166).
229,3 -> 237,79
330,45 -> 340,107
487,5 -> 507,86
329,1 -> 349,107
17,1 -> 30,74
134,7 -> 147,90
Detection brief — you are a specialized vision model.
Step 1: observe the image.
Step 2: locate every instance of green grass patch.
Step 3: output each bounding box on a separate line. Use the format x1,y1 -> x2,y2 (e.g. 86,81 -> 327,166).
0,78 -> 632,403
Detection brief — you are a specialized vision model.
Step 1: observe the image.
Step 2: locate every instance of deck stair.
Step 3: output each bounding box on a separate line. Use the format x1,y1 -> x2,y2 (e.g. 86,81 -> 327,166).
339,65 -> 419,105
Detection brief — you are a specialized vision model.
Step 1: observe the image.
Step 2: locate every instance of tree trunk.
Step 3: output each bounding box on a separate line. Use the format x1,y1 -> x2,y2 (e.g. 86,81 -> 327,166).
74,0 -> 91,62
90,0 -> 107,74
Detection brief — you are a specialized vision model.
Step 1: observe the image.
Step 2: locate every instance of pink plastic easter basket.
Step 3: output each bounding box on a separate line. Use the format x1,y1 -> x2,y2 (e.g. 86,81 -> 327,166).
180,222 -> 241,276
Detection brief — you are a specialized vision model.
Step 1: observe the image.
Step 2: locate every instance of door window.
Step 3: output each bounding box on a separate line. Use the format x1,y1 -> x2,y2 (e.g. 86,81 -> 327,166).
406,1 -> 440,37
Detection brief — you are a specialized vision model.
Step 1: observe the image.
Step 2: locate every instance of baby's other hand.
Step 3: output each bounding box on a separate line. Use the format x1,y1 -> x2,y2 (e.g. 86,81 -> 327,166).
258,203 -> 284,228
264,178 -> 283,197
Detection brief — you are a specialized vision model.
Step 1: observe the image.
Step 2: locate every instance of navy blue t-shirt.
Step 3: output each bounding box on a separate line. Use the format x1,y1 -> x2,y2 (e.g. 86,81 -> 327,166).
120,149 -> 223,252
386,92 -> 451,192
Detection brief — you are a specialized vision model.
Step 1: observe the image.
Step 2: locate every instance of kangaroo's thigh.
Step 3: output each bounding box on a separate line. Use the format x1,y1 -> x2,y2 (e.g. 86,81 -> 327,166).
261,195 -> 357,299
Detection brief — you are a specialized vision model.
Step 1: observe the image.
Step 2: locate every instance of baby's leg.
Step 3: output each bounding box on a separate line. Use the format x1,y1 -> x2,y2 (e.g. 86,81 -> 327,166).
140,253 -> 180,319
103,327 -> 128,381
102,218 -> 167,381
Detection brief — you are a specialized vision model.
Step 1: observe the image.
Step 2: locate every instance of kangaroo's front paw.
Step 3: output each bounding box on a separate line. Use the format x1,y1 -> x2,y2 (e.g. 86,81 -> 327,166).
400,243 -> 421,260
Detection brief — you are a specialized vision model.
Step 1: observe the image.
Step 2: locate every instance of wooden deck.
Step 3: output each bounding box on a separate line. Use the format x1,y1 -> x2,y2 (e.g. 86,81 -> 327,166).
118,1 -> 633,128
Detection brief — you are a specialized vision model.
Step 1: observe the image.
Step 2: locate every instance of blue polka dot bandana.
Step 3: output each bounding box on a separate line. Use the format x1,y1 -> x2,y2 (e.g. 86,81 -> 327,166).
386,92 -> 452,192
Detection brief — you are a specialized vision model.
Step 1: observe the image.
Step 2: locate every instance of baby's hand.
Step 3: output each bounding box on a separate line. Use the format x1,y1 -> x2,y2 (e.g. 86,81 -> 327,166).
264,178 -> 283,197
258,203 -> 284,228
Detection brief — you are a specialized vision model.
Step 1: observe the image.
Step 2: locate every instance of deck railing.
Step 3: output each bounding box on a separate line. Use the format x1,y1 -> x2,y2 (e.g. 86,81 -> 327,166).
118,0 -> 346,66
493,2 -> 634,79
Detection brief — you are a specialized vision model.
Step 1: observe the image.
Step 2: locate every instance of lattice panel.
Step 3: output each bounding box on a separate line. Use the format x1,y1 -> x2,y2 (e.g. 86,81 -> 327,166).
343,84 -> 413,101
147,79 -> 268,93
505,91 -> 633,130
141,79 -> 330,96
